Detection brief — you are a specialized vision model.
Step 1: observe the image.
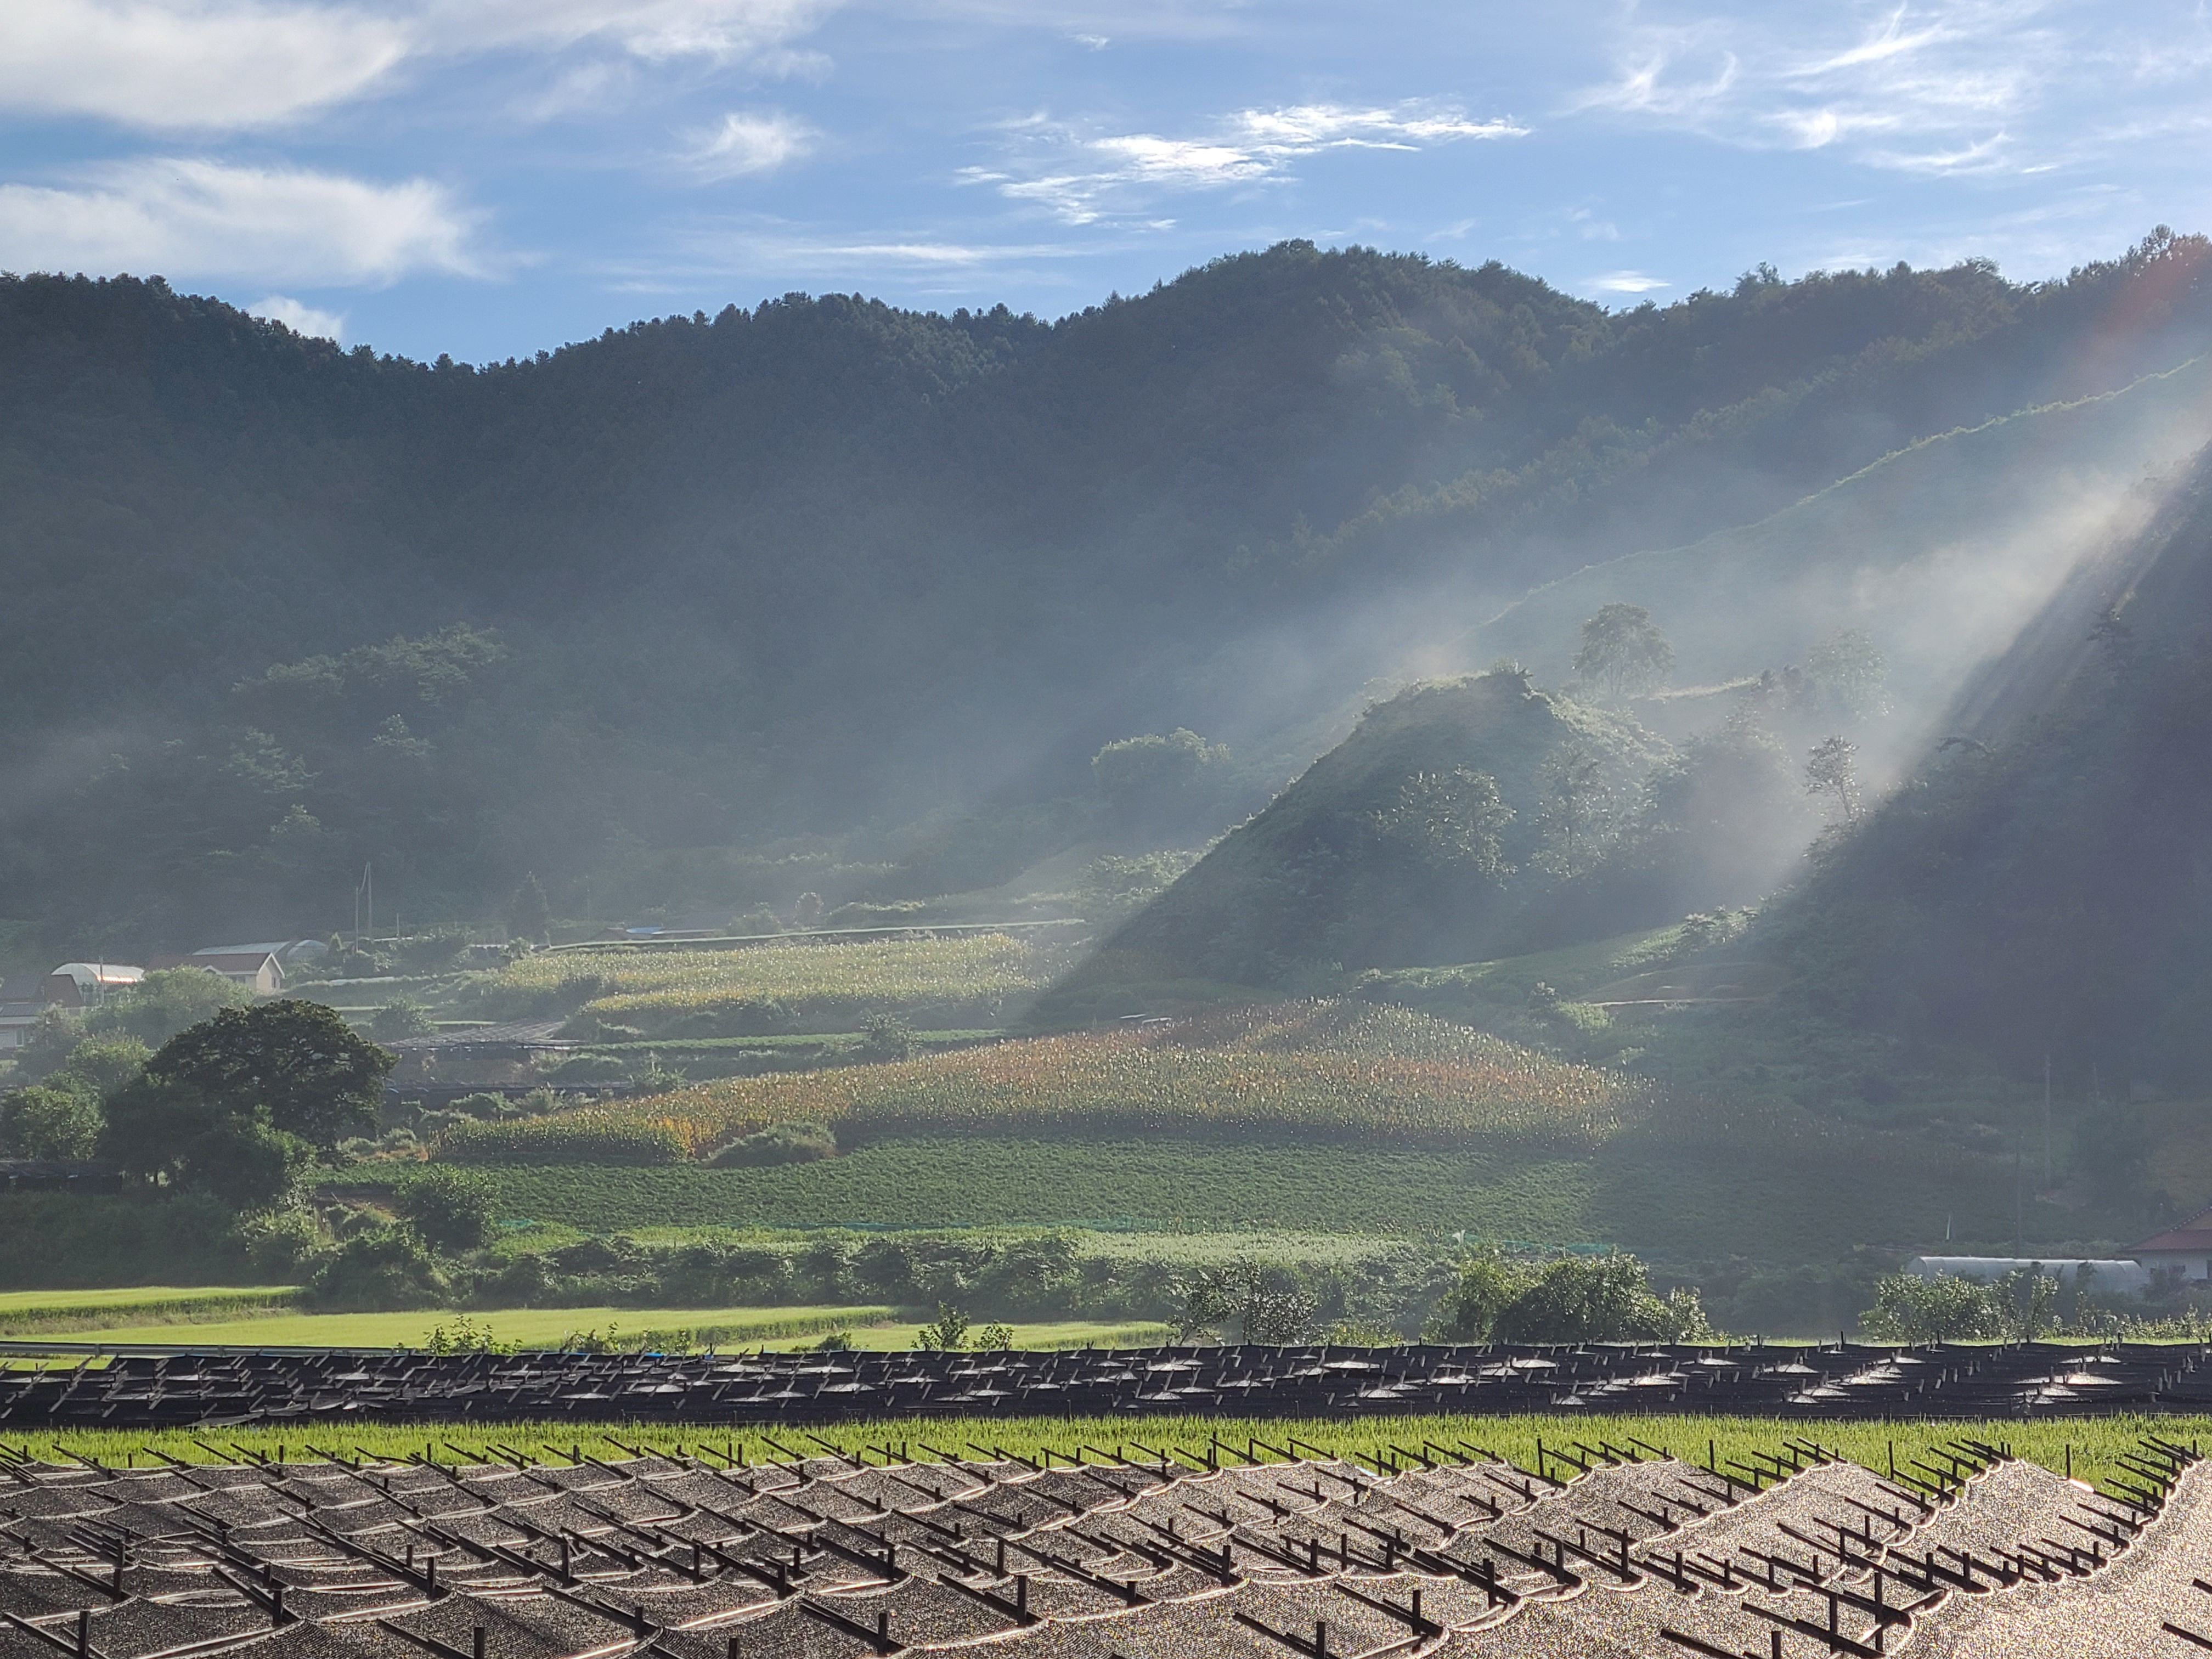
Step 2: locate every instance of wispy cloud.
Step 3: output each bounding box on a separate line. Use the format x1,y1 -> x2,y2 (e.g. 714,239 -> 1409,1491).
249,293 -> 347,340
966,100 -> 1527,225
684,110 -> 818,179
1568,1 -> 2085,177
1589,270 -> 1671,294
420,0 -> 837,64
0,159 -> 488,285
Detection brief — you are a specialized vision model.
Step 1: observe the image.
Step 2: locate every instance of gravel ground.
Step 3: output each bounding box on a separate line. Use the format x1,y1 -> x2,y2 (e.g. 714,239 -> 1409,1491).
0,1438 -> 2193,1659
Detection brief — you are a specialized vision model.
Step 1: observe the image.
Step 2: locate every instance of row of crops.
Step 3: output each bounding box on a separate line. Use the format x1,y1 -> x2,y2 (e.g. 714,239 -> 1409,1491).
484,933 -> 1063,1036
436,1000 -> 1649,1164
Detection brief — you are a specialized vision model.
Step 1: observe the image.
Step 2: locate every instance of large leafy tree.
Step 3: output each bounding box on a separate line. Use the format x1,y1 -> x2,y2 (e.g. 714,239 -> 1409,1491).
141,1000 -> 391,1151
103,1001 -> 392,1208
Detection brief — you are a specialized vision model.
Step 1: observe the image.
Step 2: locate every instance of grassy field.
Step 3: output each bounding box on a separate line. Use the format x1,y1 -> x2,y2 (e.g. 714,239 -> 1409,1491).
27,1305 -> 898,1349
755,1319 -> 1172,1352
487,934 -> 1059,1036
7,1414 -> 2200,1503
0,1286 -> 299,1336
470,1097 -> 2046,1260
459,1001 -> 1646,1162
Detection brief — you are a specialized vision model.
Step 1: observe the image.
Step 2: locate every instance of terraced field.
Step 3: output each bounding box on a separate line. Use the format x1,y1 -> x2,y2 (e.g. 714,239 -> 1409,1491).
442,1001 -> 1646,1164
487,934 -> 1060,1037
0,1420 -> 2197,1657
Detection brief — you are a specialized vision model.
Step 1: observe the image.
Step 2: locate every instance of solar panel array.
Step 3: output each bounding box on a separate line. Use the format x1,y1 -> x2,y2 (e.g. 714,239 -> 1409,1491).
0,1428 -> 2198,1658
4,1341 -> 2210,1430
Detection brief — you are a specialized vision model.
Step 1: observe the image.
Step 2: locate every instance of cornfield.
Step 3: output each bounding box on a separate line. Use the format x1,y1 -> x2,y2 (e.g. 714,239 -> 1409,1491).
491,934 -> 1055,1035
451,1000 -> 1648,1163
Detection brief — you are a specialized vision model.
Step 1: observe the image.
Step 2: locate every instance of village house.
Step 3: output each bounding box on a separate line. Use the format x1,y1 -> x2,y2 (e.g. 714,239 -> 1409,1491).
2130,1206 -> 2212,1282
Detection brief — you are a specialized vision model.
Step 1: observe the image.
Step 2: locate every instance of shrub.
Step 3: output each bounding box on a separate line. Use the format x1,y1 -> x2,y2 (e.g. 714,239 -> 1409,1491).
306,1229 -> 449,1310
232,1205 -> 329,1278
1174,1261 -> 1318,1345
394,1166 -> 495,1252
1432,1251 -> 1716,1344
369,998 -> 437,1040
708,1121 -> 838,1168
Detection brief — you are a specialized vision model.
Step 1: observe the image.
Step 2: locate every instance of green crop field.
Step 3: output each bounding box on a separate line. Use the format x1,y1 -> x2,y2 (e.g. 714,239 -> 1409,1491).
0,1286 -> 301,1335
471,1138 -> 1596,1237
29,1304 -> 899,1350
6,1415 -> 2200,1505
469,1099 -> 2034,1262
487,934 -> 1059,1036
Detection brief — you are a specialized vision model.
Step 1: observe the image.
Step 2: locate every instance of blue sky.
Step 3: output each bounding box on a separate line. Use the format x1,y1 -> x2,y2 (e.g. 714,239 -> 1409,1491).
1,0 -> 2205,362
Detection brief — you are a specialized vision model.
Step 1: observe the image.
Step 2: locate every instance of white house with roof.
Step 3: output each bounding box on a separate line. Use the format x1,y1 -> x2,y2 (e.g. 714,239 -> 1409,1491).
2131,1207 -> 2212,1282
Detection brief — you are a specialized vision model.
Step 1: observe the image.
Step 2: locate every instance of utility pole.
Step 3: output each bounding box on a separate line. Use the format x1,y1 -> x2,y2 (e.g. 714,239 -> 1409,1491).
2043,1053 -> 2052,1188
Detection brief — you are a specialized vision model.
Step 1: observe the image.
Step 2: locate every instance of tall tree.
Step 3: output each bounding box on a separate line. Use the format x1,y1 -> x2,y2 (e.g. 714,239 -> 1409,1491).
1805,735 -> 1863,820
507,872 -> 552,945
1573,604 -> 1674,701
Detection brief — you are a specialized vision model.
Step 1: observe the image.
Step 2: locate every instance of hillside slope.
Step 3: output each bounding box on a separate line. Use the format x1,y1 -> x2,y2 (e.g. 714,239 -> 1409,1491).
1036,669 -> 1814,1014
1765,437 -> 2212,1087
7,233 -> 2212,947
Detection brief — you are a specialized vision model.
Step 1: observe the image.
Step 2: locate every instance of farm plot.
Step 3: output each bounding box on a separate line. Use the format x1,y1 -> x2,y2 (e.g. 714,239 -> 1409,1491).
487,933 -> 1058,1036
0,1423 -> 2198,1659
443,1000 -> 1647,1164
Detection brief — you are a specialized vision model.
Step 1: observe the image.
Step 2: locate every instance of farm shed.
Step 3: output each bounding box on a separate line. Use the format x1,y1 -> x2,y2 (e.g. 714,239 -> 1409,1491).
39,961 -> 144,1007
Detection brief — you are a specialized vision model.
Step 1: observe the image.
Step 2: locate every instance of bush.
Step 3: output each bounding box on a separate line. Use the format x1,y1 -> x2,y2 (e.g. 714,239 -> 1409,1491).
306,1229 -> 449,1310
0,1192 -> 246,1288
859,1013 -> 916,1062
1430,1251 -> 1716,1344
369,998 -> 437,1040
1173,1261 -> 1318,1344
232,1206 -> 329,1278
394,1166 -> 495,1252
708,1121 -> 838,1168
435,1111 -> 689,1165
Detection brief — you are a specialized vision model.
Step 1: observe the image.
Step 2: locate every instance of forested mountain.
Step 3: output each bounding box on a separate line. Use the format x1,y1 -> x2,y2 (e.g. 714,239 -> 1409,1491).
1766,438 -> 2212,1091
6,230 -> 2212,952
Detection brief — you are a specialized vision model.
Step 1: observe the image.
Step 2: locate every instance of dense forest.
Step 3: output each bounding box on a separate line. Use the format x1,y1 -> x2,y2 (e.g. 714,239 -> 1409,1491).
7,231 -> 2212,953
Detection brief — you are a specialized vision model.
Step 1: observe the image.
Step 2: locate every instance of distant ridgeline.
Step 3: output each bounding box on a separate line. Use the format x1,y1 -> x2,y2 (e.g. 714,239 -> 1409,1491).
5,232 -> 2212,946
1764,436 -> 2212,1089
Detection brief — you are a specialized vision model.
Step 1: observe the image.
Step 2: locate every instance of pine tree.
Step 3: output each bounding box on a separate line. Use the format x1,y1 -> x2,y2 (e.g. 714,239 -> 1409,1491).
507,872 -> 552,944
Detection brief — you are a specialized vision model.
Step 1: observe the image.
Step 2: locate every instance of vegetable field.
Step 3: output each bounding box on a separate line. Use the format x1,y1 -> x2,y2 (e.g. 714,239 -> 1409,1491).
466,1137 -> 1595,1234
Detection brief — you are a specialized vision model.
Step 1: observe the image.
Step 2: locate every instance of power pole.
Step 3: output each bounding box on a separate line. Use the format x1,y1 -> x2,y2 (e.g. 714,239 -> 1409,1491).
2043,1053 -> 2052,1188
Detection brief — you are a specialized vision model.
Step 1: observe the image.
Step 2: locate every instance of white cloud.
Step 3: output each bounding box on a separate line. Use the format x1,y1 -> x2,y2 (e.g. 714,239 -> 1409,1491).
0,0 -> 839,134
0,1 -> 409,131
685,110 -> 817,179
971,100 -> 1527,226
1590,270 -> 1672,293
0,159 -> 486,285
249,293 -> 347,340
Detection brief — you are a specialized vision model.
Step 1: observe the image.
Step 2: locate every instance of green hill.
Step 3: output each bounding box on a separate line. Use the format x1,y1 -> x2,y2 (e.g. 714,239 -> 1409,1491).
1036,669 -> 1821,1017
